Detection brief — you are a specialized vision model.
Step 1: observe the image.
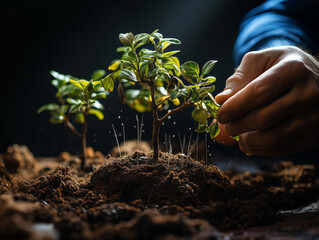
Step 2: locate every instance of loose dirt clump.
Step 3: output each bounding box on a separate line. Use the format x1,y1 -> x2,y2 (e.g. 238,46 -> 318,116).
89,152 -> 317,230
0,145 -> 318,240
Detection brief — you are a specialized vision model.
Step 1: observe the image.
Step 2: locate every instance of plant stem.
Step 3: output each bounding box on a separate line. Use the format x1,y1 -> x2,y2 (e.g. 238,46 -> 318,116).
81,112 -> 88,169
64,117 -> 81,138
149,80 -> 161,161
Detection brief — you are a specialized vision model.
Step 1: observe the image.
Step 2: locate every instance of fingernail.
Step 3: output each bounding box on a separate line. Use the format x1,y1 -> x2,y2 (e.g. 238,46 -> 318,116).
218,113 -> 229,123
217,88 -> 232,96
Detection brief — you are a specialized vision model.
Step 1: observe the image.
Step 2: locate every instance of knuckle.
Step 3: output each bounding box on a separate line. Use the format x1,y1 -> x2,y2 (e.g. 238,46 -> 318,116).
242,51 -> 262,64
253,81 -> 270,104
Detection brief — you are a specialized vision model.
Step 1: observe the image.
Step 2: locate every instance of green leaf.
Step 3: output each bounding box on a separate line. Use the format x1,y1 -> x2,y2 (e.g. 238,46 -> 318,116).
91,69 -> 106,81
231,135 -> 240,141
108,60 -> 122,71
50,71 -> 70,82
141,50 -> 162,58
181,61 -> 200,76
37,103 -> 59,114
191,107 -> 208,124
195,123 -> 207,133
191,89 -> 200,102
120,69 -> 137,83
101,75 -> 115,92
90,92 -> 108,100
69,104 -> 82,113
161,38 -> 181,45
203,76 -> 216,83
162,50 -> 180,58
116,46 -> 131,52
88,109 -> 104,120
208,122 -> 220,139
169,88 -> 180,99
50,113 -> 64,124
119,32 -> 134,46
66,98 -> 81,105
134,33 -> 150,48
69,79 -> 87,90
202,60 -> 217,76
164,57 -> 181,76
92,100 -> 104,110
75,113 -> 85,124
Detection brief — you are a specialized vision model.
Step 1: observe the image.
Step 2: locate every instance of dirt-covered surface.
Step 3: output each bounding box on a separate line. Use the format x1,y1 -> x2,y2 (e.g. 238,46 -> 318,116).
0,144 -> 318,240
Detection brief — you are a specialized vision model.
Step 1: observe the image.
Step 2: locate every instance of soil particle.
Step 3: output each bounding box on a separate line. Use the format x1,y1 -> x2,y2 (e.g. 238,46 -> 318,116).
89,212 -> 221,240
2,144 -> 37,174
110,140 -> 152,157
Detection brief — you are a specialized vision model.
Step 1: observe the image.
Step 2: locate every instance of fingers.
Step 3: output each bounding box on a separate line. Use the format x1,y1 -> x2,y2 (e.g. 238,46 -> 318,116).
215,51 -> 268,105
224,87 -> 296,136
215,71 -> 249,105
218,60 -> 296,124
238,112 -> 319,157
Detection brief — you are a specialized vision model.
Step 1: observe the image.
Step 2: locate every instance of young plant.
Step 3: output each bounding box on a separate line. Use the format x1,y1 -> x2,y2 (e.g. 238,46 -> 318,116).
37,70 -> 108,169
102,30 -> 221,161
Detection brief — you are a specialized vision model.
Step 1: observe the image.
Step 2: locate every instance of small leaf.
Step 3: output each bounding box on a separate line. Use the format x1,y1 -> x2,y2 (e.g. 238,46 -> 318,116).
202,60 -> 217,76
69,104 -> 82,113
90,92 -> 108,100
75,113 -> 85,124
108,60 -> 122,71
50,113 -> 64,124
119,32 -> 134,46
88,109 -> 104,120
69,79 -> 84,90
116,46 -> 131,52
102,75 -> 115,92
191,89 -> 200,102
203,76 -> 216,83
231,135 -> 240,141
170,98 -> 180,106
195,123 -> 207,133
92,100 -> 104,110
208,122 -> 220,139
162,50 -> 180,58
191,107 -> 208,124
91,69 -> 106,81
37,103 -> 59,114
161,38 -> 181,45
181,61 -> 200,77
50,71 -> 70,82
120,69 -> 137,83
169,88 -> 180,99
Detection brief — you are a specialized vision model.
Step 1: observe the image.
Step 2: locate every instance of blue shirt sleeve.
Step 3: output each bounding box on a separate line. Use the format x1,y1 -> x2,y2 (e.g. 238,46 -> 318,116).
233,0 -> 319,66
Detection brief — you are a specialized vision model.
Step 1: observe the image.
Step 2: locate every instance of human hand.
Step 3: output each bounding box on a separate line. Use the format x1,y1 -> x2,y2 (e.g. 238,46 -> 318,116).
215,46 -> 319,157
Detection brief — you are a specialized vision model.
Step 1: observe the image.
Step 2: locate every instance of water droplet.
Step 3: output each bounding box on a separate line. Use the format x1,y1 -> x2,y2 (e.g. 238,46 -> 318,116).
142,130 -> 145,133
168,116 -> 171,119
173,122 -> 176,125
133,125 -> 136,128
118,116 -> 121,119
162,122 -> 165,125
173,135 -> 175,138
120,109 -> 123,112
209,154 -> 212,156
189,128 -> 192,130
108,131 -> 111,134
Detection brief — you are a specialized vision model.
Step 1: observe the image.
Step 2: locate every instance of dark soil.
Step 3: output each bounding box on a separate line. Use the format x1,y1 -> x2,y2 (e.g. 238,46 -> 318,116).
0,145 -> 318,240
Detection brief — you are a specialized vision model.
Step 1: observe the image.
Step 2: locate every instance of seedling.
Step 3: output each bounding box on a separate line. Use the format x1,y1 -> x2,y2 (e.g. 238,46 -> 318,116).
37,70 -> 108,169
102,30 -> 221,161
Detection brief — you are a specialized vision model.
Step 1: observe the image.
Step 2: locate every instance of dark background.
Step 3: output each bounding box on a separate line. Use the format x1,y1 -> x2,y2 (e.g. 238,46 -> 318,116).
2,0 -> 267,160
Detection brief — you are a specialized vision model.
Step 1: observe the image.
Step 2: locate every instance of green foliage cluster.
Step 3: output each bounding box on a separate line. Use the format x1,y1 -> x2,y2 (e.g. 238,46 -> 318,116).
102,30 -> 221,140
37,70 -> 108,125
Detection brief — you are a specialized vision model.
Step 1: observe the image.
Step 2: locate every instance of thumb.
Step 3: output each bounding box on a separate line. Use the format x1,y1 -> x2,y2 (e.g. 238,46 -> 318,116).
215,71 -> 248,105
